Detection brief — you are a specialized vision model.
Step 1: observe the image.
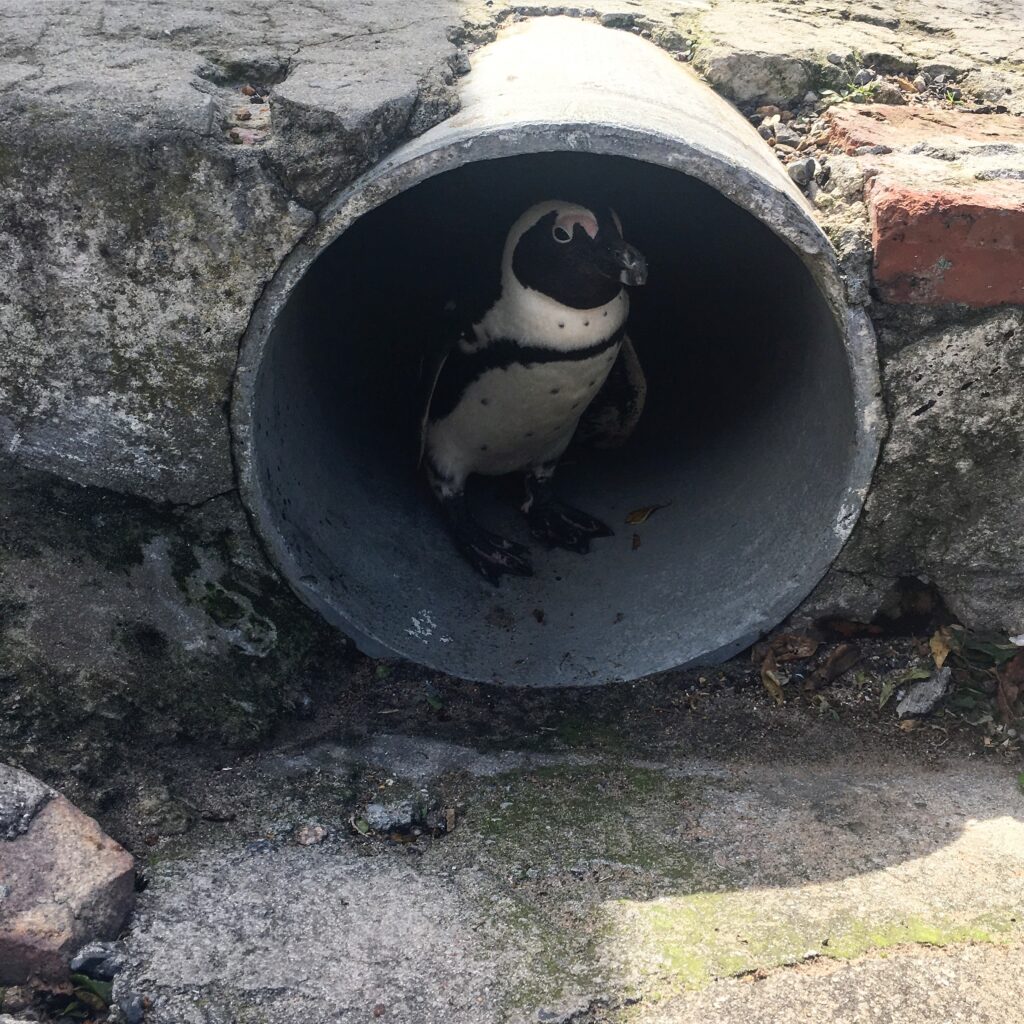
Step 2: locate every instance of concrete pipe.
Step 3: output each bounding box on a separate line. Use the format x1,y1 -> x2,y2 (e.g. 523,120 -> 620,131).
232,17 -> 882,686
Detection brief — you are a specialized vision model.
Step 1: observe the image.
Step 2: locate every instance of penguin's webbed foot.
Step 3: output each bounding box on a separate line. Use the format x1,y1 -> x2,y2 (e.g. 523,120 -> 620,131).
454,520 -> 533,585
526,500 -> 614,554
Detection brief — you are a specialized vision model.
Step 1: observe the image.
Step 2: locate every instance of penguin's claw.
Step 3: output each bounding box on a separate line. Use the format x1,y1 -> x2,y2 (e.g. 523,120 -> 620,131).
526,501 -> 614,553
455,525 -> 534,584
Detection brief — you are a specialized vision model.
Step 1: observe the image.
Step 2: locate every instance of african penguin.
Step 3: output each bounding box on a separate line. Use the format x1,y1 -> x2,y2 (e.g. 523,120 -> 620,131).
422,200 -> 648,584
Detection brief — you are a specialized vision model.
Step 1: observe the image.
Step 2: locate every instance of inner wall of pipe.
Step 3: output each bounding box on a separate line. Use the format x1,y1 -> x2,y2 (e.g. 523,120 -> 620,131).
252,152 -> 855,685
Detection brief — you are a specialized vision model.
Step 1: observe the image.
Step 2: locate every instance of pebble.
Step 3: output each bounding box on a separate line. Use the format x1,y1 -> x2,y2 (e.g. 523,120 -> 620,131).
774,125 -> 801,147
755,104 -> 781,117
913,74 -> 929,92
757,123 -> 774,140
295,823 -> 327,846
946,86 -> 962,100
803,91 -> 819,104
854,68 -> 874,86
69,940 -> 127,981
872,81 -> 907,104
896,667 -> 952,718
826,52 -> 844,66
365,799 -> 416,832
787,158 -> 817,186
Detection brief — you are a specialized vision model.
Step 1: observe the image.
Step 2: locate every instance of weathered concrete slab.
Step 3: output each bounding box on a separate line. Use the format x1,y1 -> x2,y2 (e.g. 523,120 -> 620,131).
693,0 -> 1024,108
802,308 -> 1024,634
0,0 -> 463,504
114,732 -> 1024,1023
0,765 -> 135,985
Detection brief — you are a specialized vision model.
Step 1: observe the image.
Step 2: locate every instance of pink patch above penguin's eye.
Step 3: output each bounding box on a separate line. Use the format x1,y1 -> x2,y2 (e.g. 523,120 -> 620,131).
554,211 -> 598,241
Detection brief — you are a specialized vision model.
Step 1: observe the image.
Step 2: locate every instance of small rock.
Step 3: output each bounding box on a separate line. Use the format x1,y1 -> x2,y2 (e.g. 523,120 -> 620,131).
787,158 -> 817,186
295,823 -> 327,846
755,104 -> 781,117
896,667 -> 952,718
599,12 -> 635,28
803,91 -> 819,104
913,75 -> 929,92
947,87 -> 962,100
872,81 -> 908,105
0,766 -> 135,985
364,799 -> 416,832
853,144 -> 893,156
827,52 -> 844,66
854,68 -> 874,86
69,939 -> 128,981
0,764 -> 51,840
779,109 -> 795,123
235,107 -> 251,121
757,123 -> 775,140
774,125 -> 800,147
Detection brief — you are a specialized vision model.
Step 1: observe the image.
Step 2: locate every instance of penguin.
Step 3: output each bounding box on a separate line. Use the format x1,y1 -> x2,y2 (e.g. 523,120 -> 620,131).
422,200 -> 648,584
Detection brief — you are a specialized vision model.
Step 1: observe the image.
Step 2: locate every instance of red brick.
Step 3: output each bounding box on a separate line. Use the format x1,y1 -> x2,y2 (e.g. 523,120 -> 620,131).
826,104 -> 1024,306
868,177 -> 1024,305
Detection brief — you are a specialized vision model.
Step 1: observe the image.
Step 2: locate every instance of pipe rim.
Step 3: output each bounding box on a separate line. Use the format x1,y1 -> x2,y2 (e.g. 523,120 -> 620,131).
232,121 -> 883,680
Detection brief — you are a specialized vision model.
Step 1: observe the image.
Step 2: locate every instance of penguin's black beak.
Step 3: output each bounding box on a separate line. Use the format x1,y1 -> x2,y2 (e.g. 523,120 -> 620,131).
601,239 -> 648,287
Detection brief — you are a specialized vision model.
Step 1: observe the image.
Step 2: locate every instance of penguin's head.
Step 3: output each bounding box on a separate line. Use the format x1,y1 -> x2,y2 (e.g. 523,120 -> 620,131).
504,201 -> 648,310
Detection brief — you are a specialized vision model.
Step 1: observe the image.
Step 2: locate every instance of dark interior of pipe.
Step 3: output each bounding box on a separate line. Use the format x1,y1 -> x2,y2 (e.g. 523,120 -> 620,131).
251,152 -> 855,685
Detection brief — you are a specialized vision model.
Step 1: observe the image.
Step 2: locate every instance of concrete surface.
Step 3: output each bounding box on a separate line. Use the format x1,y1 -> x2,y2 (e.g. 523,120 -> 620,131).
112,721 -> 1024,1023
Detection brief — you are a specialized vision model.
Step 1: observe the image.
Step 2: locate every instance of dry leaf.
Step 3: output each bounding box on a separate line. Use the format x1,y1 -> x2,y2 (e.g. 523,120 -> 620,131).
929,627 -> 953,669
625,502 -> 671,525
813,643 -> 861,687
996,653 -> 1024,723
895,75 -> 917,91
760,650 -> 787,705
772,633 -> 820,663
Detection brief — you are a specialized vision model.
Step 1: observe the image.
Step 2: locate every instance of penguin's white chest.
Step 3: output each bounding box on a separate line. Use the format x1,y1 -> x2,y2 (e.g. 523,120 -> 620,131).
447,346 -> 620,475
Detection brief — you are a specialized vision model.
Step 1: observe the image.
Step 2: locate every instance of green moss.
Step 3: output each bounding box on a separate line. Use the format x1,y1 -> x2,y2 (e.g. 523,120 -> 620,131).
472,764 -> 729,886
609,894 -> 1023,996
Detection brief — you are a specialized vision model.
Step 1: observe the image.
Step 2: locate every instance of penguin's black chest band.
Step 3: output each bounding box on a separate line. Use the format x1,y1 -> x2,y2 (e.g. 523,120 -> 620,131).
428,326 -> 625,423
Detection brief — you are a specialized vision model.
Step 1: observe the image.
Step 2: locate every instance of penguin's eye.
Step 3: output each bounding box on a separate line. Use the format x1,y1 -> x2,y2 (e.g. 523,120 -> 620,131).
552,225 -> 572,244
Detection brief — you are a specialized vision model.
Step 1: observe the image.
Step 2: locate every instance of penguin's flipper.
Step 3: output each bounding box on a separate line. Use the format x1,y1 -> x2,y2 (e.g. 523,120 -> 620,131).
575,334 -> 647,449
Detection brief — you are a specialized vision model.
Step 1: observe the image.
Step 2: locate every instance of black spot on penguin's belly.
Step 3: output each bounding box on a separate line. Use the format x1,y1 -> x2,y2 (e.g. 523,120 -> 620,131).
429,328 -> 626,424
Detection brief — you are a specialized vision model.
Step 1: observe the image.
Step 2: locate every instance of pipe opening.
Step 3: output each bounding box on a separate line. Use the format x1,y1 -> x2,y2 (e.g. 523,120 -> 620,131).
245,151 -> 863,685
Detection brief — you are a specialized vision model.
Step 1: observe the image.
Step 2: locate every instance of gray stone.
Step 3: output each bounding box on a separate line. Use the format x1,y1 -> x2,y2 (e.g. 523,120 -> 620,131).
600,12 -> 636,28
803,310 -> 1024,634
364,799 -> 417,832
896,667 -> 953,718
70,939 -> 129,981
827,52 -> 845,66
0,764 -> 51,841
787,158 -> 817,186
854,68 -> 875,85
